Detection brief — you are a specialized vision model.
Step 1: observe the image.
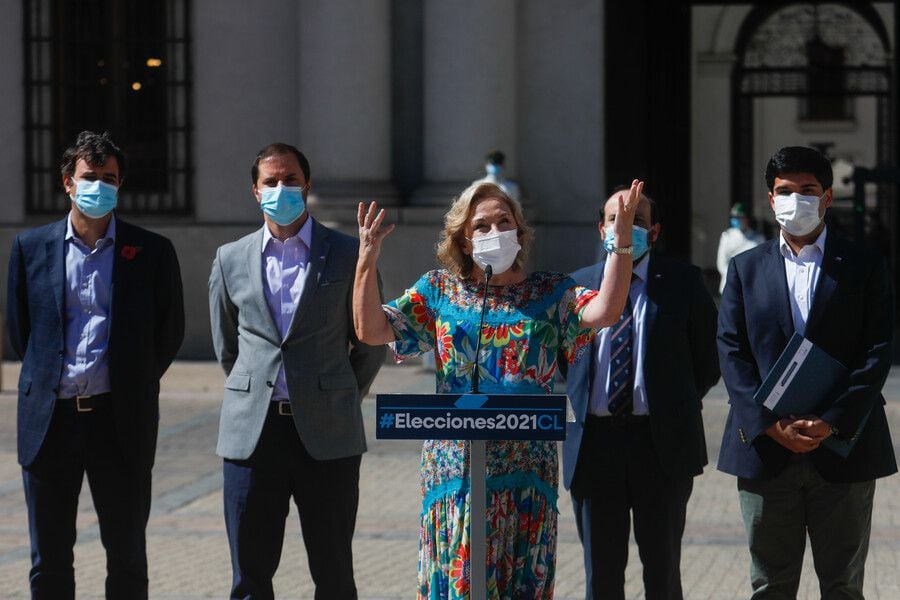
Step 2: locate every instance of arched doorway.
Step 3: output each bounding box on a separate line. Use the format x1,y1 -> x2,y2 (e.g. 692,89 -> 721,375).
731,2 -> 893,251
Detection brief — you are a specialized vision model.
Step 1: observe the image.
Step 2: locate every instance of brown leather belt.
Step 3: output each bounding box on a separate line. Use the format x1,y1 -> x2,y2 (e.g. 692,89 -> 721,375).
56,393 -> 112,412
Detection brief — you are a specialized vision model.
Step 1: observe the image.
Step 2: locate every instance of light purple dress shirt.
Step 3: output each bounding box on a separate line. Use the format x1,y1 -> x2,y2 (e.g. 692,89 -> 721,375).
779,226 -> 826,336
58,213 -> 116,398
589,254 -> 650,416
262,217 -> 312,401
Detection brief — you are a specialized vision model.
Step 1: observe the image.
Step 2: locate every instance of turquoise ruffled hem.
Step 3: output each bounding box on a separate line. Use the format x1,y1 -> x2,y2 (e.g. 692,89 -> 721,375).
422,472 -> 558,516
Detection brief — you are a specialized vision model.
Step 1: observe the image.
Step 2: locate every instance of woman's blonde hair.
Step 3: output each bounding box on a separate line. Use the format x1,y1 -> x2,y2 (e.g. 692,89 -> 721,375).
436,182 -> 534,278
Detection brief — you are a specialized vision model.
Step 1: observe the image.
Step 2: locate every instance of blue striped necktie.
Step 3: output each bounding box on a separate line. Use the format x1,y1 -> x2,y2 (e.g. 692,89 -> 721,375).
607,292 -> 634,415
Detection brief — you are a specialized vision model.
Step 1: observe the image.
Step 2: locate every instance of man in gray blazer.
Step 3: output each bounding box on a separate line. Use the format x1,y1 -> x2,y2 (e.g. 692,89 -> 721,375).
209,142 -> 385,600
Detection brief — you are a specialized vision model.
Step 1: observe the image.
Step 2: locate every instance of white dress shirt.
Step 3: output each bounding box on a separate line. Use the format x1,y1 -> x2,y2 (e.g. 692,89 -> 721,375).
262,217 -> 313,401
589,254 -> 650,416
779,227 -> 827,336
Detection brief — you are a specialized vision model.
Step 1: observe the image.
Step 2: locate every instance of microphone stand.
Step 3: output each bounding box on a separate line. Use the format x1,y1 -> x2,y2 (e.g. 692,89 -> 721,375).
471,264 -> 492,394
469,264 -> 491,600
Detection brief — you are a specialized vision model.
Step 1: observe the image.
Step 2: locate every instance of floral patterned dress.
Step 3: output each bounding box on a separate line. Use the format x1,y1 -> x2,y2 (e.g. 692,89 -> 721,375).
384,269 -> 598,599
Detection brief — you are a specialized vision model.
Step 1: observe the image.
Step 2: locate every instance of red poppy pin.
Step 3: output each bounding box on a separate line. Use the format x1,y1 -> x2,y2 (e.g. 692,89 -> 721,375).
120,245 -> 141,261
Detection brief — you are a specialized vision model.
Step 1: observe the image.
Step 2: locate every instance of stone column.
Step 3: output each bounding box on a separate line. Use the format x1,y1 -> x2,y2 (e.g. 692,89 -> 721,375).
194,0 -> 300,222
412,0 -> 518,208
517,0 -> 604,273
0,0 -> 24,224
299,0 -> 397,223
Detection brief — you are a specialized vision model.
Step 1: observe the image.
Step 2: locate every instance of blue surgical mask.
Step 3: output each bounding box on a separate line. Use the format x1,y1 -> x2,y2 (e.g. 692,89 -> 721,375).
260,184 -> 305,226
730,217 -> 742,230
604,225 -> 651,261
486,163 -> 502,177
71,179 -> 118,219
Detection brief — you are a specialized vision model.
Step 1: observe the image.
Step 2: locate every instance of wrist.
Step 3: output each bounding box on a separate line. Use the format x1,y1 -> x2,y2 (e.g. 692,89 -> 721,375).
356,254 -> 379,269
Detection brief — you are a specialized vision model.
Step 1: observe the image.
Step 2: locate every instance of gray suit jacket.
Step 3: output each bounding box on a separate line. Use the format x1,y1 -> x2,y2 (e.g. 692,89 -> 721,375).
209,219 -> 385,461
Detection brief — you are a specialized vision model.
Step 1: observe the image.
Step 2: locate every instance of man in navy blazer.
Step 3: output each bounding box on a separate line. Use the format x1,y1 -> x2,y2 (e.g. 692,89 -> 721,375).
6,131 -> 184,599
561,188 -> 719,600
718,146 -> 896,598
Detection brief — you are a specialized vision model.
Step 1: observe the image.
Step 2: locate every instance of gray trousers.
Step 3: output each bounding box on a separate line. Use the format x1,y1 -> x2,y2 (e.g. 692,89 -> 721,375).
738,455 -> 875,600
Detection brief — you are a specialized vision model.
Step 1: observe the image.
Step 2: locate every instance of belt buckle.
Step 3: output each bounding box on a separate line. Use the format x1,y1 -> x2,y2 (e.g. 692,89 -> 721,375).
277,401 -> 292,416
75,396 -> 93,413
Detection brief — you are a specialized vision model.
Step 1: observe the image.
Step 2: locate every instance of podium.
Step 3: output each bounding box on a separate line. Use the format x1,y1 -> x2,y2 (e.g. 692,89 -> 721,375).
376,392 -> 567,600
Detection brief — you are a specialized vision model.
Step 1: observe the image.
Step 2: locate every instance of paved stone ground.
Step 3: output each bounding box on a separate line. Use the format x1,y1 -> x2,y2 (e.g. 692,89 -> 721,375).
0,360 -> 899,599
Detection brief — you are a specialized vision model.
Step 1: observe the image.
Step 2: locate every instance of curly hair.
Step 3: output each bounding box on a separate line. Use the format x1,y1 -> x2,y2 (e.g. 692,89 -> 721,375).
60,130 -> 127,181
435,182 -> 534,279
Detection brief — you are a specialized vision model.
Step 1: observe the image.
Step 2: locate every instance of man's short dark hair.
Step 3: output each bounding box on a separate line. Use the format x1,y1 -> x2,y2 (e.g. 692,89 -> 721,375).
60,131 -> 127,180
486,150 -> 505,165
251,143 -> 311,184
764,146 -> 833,191
602,184 -> 660,225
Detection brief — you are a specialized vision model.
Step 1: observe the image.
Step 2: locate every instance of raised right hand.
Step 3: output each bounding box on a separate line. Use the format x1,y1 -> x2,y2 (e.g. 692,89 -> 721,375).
612,179 -> 643,247
357,201 -> 396,264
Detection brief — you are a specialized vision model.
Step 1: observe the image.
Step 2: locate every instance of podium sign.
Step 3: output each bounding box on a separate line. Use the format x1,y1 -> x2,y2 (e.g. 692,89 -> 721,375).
376,392 -> 566,600
375,393 -> 566,441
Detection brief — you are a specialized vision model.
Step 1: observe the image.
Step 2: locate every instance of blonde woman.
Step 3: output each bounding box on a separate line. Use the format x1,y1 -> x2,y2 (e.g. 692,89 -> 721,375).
354,180 -> 641,597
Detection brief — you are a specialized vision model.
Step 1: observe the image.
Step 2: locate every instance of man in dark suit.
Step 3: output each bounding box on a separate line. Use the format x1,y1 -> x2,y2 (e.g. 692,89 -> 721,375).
209,143 -> 385,599
6,130 -> 185,599
718,146 -> 896,598
561,187 -> 719,600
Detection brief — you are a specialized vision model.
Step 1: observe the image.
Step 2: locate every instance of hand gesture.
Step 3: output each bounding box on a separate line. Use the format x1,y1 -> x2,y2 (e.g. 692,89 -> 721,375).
357,201 -> 395,264
613,179 -> 643,247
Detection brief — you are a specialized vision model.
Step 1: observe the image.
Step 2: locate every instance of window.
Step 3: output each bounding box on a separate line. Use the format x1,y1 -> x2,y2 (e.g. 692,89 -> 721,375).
24,0 -> 192,215
799,34 -> 853,121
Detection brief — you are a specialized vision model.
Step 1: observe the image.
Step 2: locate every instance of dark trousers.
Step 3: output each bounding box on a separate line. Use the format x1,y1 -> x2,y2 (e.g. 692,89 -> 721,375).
22,403 -> 152,600
223,406 -> 361,600
738,455 -> 875,600
570,416 -> 693,600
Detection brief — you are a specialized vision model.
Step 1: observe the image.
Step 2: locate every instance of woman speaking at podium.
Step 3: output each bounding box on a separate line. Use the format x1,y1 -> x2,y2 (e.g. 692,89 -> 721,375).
354,180 -> 640,597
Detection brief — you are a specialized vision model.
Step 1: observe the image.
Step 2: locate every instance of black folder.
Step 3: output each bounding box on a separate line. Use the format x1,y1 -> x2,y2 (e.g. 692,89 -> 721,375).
754,333 -> 861,457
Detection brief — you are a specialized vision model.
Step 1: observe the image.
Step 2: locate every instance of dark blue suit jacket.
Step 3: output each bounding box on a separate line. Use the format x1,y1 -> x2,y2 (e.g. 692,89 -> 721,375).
560,254 -> 720,488
717,234 -> 897,482
7,216 -> 185,468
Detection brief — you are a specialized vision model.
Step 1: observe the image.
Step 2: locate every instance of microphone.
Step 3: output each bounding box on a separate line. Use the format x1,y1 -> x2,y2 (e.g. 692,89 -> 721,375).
471,265 -> 493,394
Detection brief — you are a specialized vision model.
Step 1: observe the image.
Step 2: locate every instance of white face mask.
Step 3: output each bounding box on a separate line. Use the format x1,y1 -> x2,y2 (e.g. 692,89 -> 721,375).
470,229 -> 520,275
773,192 -> 823,237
